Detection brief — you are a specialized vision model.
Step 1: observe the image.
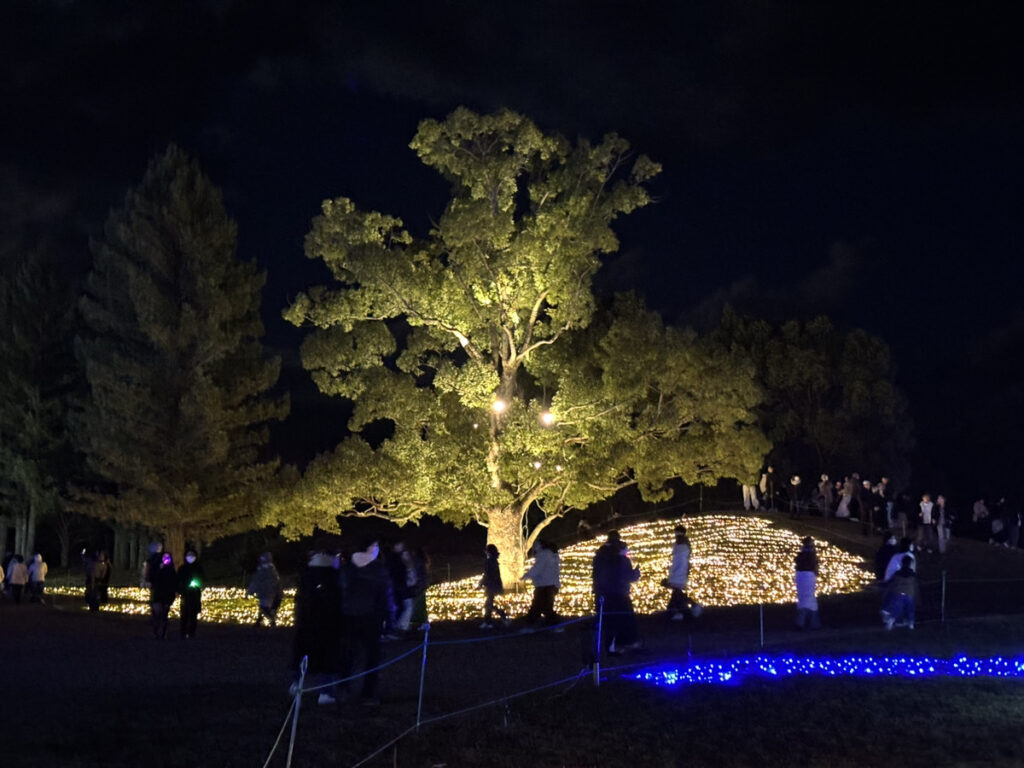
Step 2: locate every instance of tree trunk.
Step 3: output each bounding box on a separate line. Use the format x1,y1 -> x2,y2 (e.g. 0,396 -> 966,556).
25,499 -> 37,556
486,504 -> 527,588
164,524 -> 185,569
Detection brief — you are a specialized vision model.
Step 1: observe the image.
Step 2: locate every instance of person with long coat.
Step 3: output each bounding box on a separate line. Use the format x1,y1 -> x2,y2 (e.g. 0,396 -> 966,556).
292,547 -> 343,705
149,553 -> 178,639
593,531 -> 640,652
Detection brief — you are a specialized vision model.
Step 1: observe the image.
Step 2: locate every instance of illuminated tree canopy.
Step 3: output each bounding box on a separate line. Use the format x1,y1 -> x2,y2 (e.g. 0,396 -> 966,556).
285,108 -> 768,581
76,145 -> 288,563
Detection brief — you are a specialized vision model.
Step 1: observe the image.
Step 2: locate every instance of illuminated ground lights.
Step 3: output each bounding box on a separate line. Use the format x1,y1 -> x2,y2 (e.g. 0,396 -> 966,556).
425,515 -> 872,622
48,515 -> 873,625
632,655 -> 1024,688
48,585 -> 297,626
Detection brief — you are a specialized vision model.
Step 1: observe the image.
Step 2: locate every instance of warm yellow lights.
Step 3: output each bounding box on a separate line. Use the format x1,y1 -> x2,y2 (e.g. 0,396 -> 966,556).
492,399 -> 507,414
423,515 -> 873,622
540,411 -> 555,426
48,515 -> 873,628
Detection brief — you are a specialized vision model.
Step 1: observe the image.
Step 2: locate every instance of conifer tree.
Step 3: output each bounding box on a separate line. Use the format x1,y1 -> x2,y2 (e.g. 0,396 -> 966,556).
0,250 -> 78,558
77,145 -> 288,562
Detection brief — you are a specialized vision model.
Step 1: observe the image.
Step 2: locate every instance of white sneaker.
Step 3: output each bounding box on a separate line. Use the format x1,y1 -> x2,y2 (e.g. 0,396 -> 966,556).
317,693 -> 336,705
884,616 -> 894,631
691,604 -> 703,618
908,621 -> 915,630
671,612 -> 685,621
479,622 -> 493,629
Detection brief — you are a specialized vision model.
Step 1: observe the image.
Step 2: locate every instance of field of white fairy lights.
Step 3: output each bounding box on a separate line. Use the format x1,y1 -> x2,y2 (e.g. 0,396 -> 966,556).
50,516 -> 873,625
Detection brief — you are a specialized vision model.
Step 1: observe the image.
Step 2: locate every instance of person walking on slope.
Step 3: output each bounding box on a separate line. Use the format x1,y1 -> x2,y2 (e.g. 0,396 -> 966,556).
884,555 -> 918,630
794,537 -> 821,630
478,544 -> 510,629
663,527 -> 702,621
522,539 -> 561,631
248,552 -> 284,628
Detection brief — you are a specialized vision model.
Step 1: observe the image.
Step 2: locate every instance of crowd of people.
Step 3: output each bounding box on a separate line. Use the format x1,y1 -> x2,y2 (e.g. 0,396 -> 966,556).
0,552 -> 47,604
748,465 -> 1024,551
289,537 -> 430,706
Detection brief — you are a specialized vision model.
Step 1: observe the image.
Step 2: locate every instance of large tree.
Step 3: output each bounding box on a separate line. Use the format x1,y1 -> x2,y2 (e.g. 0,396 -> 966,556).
285,108 -> 767,582
76,145 -> 288,563
0,250 -> 79,558
714,308 -> 915,486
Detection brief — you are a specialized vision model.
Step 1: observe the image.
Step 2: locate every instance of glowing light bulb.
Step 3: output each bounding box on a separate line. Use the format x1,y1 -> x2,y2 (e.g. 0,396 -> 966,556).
540,411 -> 555,426
492,399 -> 507,414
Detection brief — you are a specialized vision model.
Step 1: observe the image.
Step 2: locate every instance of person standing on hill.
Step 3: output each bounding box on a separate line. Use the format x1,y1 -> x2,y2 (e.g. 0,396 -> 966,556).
522,539 -> 561,631
935,495 -> 955,554
247,552 -> 284,628
917,493 -> 937,553
149,552 -> 178,639
593,531 -> 641,652
177,549 -> 205,639
478,544 -> 509,629
760,466 -> 777,510
794,538 -> 820,630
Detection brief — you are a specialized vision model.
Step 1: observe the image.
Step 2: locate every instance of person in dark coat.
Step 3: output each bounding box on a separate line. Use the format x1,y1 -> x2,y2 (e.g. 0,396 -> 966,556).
292,547 -> 343,705
176,548 -> 205,638
477,544 -> 509,629
339,539 -> 391,705
592,531 -> 641,653
149,552 -> 178,639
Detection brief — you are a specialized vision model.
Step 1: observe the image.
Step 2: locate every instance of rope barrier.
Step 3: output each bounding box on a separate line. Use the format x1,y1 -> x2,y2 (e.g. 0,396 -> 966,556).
347,669 -> 590,768
429,615 -> 588,645
296,641 -> 427,694
259,691 -> 296,768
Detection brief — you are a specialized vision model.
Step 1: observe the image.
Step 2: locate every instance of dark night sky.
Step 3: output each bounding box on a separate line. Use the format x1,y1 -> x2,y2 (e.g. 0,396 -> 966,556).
2,0 -> 1023,492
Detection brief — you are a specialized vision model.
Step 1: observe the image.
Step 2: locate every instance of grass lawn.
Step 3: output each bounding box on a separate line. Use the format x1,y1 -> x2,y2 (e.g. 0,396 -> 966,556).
5,513 -> 1024,767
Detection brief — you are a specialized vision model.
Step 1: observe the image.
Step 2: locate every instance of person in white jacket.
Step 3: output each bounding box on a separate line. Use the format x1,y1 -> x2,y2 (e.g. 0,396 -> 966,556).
28,553 -> 48,603
521,539 -> 561,630
6,555 -> 29,604
663,527 -> 702,621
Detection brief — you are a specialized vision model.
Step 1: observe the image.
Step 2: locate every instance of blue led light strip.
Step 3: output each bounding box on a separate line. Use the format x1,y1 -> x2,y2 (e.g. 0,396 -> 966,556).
632,654 -> 1024,688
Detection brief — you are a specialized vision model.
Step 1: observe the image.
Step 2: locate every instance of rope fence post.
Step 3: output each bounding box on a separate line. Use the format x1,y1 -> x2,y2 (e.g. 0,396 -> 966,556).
759,602 -> 765,648
286,655 -> 308,768
593,596 -> 604,688
941,569 -> 947,624
416,623 -> 431,731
